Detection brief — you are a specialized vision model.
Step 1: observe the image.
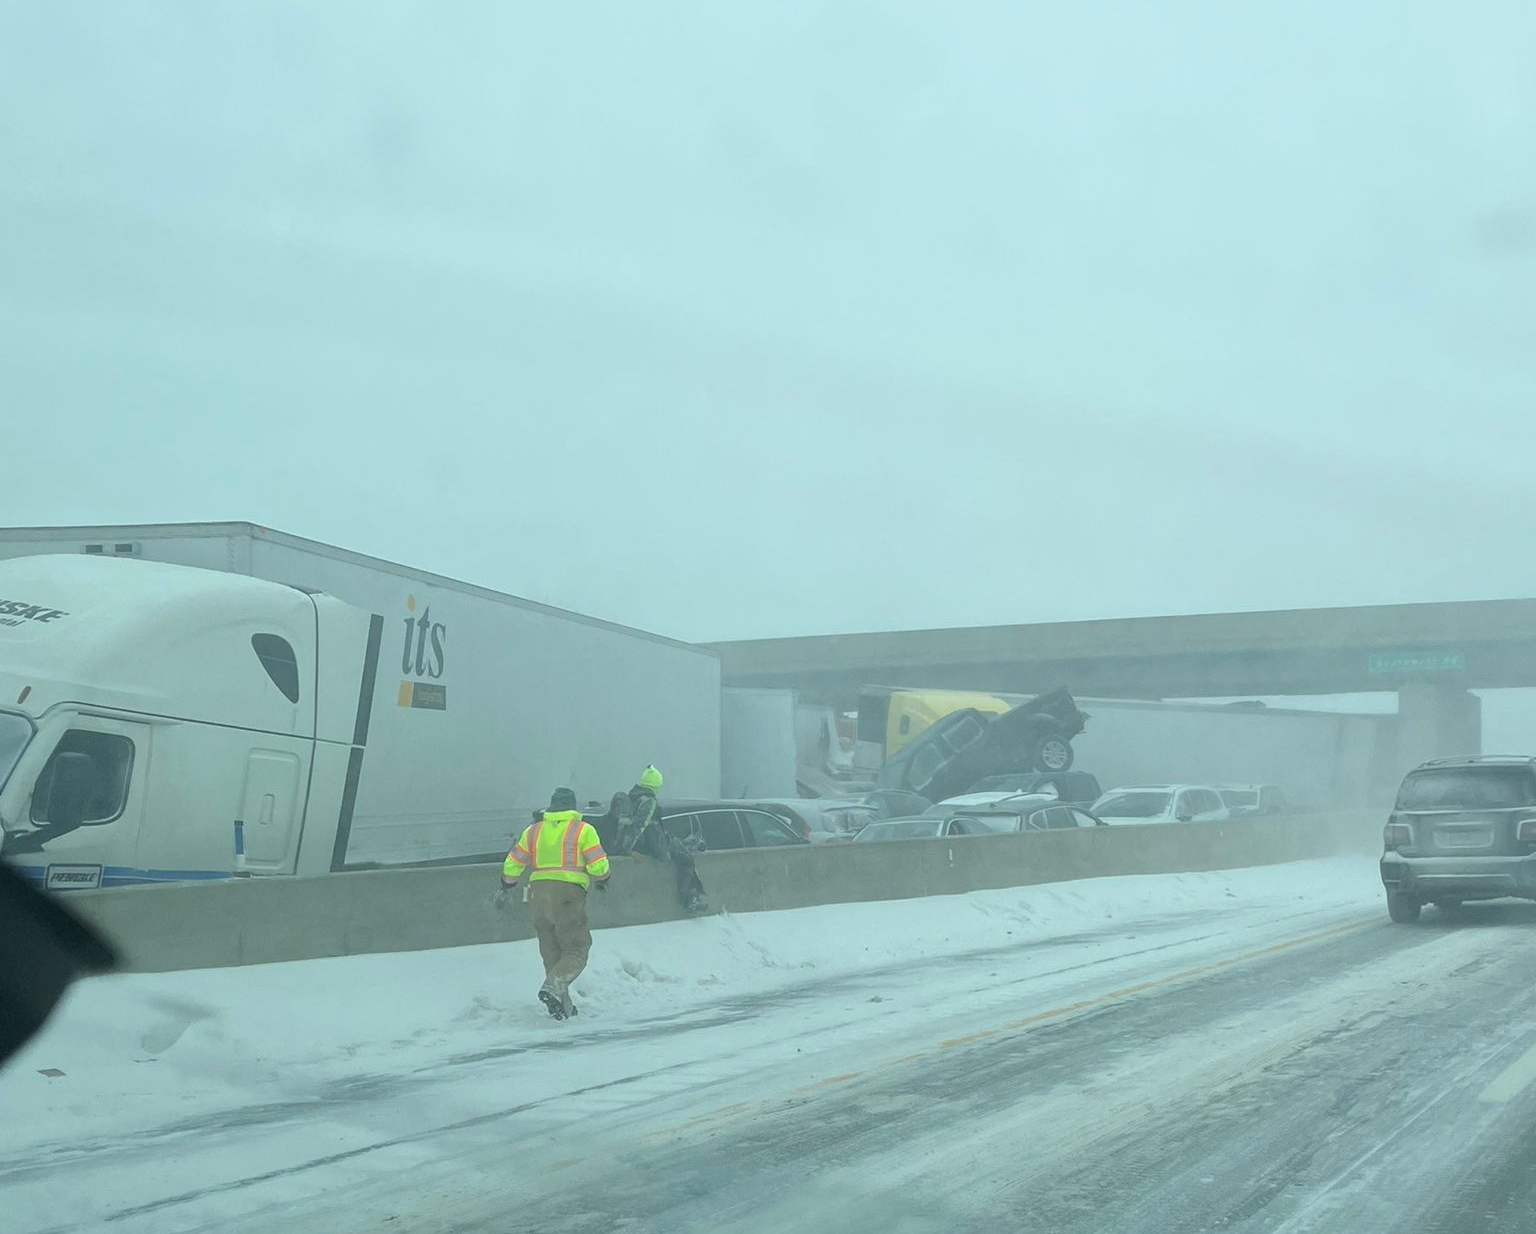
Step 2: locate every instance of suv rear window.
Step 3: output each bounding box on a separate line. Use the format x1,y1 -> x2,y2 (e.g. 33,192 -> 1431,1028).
1396,766 -> 1536,811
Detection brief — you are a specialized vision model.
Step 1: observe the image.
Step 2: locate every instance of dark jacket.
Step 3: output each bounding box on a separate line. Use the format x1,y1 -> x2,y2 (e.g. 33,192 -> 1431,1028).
619,785 -> 664,855
591,793 -> 628,851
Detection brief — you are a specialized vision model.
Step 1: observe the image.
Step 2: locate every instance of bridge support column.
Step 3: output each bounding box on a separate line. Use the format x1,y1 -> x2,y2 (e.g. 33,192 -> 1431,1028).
1397,682 -> 1481,772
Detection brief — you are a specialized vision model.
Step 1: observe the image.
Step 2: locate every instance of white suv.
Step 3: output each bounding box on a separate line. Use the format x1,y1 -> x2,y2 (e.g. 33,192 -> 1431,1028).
1091,785 -> 1231,825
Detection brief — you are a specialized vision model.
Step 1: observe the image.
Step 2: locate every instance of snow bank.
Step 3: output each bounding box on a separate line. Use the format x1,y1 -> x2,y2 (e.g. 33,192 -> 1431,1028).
1,856 -> 1379,1148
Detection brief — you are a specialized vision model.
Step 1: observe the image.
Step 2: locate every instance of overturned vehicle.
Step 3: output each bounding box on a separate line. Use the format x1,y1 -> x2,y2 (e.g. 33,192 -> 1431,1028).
876,688 -> 1088,804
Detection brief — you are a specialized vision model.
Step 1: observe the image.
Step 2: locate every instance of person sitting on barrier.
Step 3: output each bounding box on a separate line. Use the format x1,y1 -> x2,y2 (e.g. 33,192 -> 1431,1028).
616,765 -> 709,915
500,787 -> 611,1021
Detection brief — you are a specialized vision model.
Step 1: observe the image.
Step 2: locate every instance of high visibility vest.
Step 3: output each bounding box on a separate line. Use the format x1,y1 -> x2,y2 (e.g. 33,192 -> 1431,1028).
503,812 -> 610,890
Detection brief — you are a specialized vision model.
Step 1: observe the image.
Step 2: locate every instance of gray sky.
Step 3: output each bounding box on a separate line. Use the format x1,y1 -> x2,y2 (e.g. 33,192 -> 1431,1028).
3,1 -> 1534,642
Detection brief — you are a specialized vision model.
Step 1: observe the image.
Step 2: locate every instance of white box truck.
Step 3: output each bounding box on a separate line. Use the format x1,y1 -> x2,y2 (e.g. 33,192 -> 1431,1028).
0,524 -> 720,889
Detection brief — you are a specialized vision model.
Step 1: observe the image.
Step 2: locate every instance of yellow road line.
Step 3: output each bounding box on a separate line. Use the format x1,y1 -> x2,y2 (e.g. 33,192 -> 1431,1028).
933,917 -> 1379,1052
634,915 -> 1382,1152
784,915 -> 1381,1095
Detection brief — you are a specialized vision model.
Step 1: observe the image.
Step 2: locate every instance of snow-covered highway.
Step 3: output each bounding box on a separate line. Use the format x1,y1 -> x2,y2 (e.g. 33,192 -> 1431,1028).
5,857 -> 1534,1234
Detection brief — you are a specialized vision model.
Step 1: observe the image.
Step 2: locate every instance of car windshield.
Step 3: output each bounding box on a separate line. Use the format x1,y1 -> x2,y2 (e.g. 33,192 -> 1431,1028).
1096,792 -> 1173,818
1396,767 -> 1536,811
1220,789 -> 1260,808
971,776 -> 1035,792
829,807 -> 878,831
853,820 -> 940,841
0,712 -> 32,794
948,813 -> 1012,831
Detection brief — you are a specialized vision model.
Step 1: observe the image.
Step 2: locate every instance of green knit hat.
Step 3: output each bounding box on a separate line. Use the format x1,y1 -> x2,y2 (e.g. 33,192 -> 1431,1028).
639,765 -> 663,790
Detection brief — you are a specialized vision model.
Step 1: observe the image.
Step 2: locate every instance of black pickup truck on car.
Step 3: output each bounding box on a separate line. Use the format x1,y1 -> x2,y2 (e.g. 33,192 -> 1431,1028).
877,688 -> 1089,805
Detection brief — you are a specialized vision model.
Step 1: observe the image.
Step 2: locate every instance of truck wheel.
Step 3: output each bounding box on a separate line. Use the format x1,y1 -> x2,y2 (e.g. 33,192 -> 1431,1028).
1386,891 -> 1422,924
1032,735 -> 1074,771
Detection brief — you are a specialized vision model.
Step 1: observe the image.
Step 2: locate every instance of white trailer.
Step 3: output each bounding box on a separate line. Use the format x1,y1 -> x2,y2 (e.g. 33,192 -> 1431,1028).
719,686 -> 799,799
1069,696 -> 1392,809
0,524 -> 720,888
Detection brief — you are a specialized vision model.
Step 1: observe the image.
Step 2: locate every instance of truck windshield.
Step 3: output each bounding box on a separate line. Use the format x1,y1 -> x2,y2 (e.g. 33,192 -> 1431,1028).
1396,767 -> 1536,811
0,712 -> 32,794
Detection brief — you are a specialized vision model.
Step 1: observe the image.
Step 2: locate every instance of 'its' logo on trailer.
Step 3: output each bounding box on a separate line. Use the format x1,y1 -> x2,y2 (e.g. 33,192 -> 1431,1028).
398,595 -> 447,710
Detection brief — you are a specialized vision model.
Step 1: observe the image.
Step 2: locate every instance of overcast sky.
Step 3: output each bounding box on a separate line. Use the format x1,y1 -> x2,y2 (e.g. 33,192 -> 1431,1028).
3,1 -> 1534,643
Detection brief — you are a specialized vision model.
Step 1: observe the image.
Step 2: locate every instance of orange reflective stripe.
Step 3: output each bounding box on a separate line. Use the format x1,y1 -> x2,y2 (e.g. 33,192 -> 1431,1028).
505,825 -> 534,870
521,815 -> 597,878
581,845 -> 605,860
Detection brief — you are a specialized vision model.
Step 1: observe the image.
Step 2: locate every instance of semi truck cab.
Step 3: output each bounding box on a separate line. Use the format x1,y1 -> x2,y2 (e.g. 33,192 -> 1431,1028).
0,555 -> 378,888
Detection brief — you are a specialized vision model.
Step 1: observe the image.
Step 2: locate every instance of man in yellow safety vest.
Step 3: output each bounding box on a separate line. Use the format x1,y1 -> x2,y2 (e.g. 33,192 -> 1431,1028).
502,787 -> 611,1020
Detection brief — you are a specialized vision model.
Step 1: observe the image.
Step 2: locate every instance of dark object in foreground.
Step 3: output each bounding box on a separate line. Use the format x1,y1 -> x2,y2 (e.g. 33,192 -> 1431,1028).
0,859 -> 118,1066
878,688 -> 1089,805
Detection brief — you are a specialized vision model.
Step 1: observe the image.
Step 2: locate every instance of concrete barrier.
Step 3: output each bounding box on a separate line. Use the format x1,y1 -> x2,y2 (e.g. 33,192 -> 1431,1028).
67,810 -> 1384,973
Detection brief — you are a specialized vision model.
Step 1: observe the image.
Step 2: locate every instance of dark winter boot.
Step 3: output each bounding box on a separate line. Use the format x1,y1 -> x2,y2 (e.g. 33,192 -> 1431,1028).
539,978 -> 568,1020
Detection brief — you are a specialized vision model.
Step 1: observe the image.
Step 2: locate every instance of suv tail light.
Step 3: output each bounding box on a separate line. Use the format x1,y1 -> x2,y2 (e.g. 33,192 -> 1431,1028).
1516,819 -> 1536,844
1384,823 -> 1413,850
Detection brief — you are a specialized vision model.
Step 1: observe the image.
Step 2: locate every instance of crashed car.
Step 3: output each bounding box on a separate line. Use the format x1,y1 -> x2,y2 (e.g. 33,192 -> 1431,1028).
960,771 -> 1104,811
947,796 -> 1104,832
876,688 -> 1088,805
1215,783 -> 1290,816
851,816 -> 997,842
754,790 -> 936,843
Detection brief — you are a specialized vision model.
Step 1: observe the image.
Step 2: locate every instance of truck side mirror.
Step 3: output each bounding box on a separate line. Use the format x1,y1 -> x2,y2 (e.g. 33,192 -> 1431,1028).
45,752 -> 94,832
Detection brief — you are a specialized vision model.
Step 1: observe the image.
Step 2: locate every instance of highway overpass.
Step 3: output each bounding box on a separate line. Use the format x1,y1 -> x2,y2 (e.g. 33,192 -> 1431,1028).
708,597 -> 1536,770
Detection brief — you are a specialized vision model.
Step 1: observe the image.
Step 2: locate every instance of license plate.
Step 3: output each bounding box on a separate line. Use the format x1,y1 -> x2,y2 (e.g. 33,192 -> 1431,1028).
1437,827 -> 1493,848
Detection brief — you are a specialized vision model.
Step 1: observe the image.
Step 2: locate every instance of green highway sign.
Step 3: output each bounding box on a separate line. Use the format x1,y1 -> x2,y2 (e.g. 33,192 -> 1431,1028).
1368,651 -> 1466,675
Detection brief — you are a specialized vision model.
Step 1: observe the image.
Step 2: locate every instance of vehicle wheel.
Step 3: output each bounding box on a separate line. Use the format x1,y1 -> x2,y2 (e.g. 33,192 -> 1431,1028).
1031,734 -> 1074,771
1386,891 -> 1422,924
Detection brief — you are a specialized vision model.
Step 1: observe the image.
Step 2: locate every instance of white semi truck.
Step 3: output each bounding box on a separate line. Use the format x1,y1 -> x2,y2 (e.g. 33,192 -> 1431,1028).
0,524 -> 720,889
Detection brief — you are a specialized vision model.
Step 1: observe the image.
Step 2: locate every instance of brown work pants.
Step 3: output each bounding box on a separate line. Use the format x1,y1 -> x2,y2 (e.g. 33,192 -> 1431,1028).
528,880 -> 593,988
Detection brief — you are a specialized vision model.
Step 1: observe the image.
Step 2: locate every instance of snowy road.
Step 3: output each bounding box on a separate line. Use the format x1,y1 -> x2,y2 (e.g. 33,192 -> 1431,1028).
6,857 -> 1536,1233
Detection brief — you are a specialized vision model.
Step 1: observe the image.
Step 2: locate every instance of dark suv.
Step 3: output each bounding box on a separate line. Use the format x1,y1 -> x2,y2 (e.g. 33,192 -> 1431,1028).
1379,756 -> 1536,922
